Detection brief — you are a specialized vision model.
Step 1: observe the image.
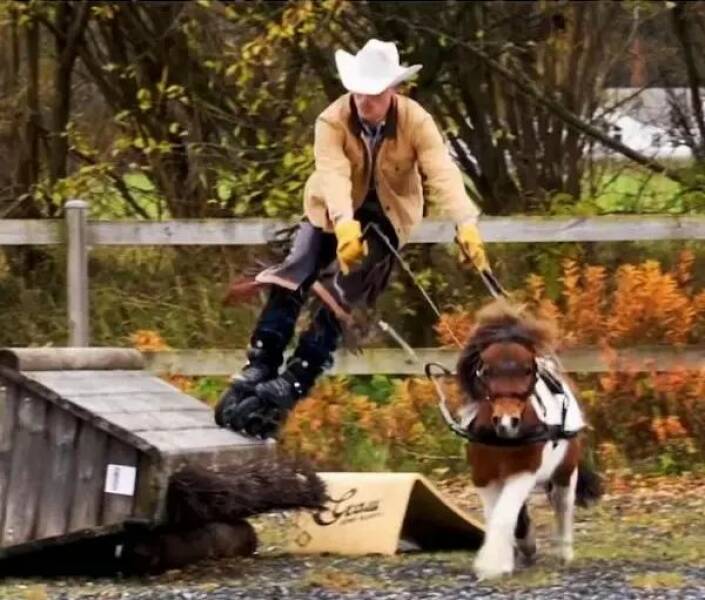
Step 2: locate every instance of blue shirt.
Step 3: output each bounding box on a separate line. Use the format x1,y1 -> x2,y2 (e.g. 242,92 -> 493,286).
360,120 -> 385,191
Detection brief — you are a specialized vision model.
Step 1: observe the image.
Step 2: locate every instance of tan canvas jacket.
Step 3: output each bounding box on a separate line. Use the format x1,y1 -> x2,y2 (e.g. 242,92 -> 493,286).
303,93 -> 481,246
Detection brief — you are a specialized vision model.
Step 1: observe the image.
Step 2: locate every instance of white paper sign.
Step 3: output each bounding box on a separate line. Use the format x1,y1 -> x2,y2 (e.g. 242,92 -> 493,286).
104,464 -> 137,496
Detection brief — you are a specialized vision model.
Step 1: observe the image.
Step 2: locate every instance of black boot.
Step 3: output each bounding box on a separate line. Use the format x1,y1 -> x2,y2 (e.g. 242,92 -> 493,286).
256,355 -> 327,410
228,355 -> 330,439
227,303 -> 341,438
214,333 -> 284,427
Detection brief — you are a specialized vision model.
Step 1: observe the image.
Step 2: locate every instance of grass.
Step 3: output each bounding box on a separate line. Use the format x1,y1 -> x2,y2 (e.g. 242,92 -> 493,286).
301,568 -> 380,592
629,571 -> 686,590
589,169 -> 686,214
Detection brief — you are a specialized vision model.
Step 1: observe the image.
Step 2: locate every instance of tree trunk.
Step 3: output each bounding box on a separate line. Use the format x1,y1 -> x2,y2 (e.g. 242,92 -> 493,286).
15,21 -> 42,217
49,2 -> 89,206
671,2 -> 705,159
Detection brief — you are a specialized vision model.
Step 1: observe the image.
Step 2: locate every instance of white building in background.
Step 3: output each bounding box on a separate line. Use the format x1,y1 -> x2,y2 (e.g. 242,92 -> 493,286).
448,87 -> 701,165
591,87 -> 699,161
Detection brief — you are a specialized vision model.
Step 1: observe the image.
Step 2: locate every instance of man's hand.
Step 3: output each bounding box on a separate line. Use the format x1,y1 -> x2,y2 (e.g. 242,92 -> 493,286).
456,221 -> 490,272
335,219 -> 368,274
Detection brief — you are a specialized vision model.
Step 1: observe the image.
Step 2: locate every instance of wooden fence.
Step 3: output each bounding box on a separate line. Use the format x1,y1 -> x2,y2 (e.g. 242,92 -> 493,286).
2,199 -> 705,374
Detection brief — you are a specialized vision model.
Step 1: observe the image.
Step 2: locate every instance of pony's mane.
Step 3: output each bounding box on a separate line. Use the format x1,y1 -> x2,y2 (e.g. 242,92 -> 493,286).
471,299 -> 557,352
456,299 -> 558,399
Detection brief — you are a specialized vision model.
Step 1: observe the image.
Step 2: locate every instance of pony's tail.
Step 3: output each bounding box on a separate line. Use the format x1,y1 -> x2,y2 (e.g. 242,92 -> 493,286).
575,460 -> 603,507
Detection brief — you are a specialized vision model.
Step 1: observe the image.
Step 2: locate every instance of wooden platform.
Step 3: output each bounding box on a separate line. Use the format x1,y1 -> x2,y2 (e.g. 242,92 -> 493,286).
0,347 -> 271,560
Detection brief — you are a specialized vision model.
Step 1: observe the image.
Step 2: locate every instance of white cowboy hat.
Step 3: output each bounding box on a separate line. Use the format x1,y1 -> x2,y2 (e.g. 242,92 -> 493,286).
335,39 -> 422,95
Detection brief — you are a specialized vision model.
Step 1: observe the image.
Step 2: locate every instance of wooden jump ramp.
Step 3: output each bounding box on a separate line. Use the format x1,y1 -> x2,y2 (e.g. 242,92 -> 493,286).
0,347 -> 482,575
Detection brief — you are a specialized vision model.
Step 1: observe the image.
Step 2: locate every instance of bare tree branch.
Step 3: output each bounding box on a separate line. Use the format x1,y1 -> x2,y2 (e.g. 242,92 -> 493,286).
671,1 -> 705,158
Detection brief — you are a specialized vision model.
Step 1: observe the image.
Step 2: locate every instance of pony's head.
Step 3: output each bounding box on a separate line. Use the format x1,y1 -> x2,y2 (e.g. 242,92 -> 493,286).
456,299 -> 557,439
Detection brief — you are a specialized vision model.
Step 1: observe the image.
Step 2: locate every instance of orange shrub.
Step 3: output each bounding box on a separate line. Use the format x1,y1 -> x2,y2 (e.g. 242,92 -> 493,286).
434,251 -> 705,471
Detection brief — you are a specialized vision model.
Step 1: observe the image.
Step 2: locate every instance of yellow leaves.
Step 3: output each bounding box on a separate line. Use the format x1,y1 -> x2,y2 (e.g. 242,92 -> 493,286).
559,260 -> 608,345
129,329 -> 170,351
280,375 -> 463,470
136,88 -> 152,112
167,374 -> 193,393
597,442 -> 628,471
607,260 -> 696,345
512,256 -> 705,348
91,4 -> 117,20
629,572 -> 685,591
23,586 -> 48,600
434,309 -> 474,348
651,416 -> 688,444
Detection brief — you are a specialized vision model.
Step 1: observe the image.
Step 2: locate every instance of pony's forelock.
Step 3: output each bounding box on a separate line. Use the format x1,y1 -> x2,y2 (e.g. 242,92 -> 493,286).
471,299 -> 557,353
455,299 -> 558,399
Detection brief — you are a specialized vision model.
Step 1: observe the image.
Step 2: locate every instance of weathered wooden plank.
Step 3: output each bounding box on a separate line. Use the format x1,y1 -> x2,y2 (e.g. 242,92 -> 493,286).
25,370 -> 178,396
0,383 -> 18,540
0,220 -> 61,245
35,408 -> 79,539
0,348 -> 144,371
137,427 -> 265,455
1,394 -> 47,547
6,216 -> 705,247
144,345 -> 705,376
143,349 -> 246,377
132,453 -> 163,522
107,409 -> 216,433
82,216 -> 705,245
100,439 -> 138,526
55,391 -> 205,416
87,218 -> 287,246
411,216 -> 705,243
66,200 -> 90,346
68,424 -> 108,532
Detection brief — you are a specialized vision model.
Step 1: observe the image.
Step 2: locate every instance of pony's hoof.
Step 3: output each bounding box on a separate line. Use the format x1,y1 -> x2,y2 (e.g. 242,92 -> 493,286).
473,562 -> 514,581
516,544 -> 537,566
560,545 -> 574,563
473,547 -> 514,580
517,530 -> 537,563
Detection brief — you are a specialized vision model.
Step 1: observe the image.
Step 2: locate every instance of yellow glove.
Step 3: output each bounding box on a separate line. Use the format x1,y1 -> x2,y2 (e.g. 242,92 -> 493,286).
334,219 -> 368,275
456,222 -> 490,272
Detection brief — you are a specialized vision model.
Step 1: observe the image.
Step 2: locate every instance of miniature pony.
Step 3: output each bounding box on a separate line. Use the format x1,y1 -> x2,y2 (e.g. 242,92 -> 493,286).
457,300 -> 601,580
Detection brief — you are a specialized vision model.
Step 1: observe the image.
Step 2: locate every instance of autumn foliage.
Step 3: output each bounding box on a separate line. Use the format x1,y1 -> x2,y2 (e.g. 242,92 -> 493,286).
133,252 -> 705,475
282,251 -> 705,473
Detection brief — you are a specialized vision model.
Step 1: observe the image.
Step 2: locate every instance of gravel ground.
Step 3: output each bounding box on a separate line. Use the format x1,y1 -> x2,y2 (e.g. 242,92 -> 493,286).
4,475 -> 705,600
12,556 -> 705,600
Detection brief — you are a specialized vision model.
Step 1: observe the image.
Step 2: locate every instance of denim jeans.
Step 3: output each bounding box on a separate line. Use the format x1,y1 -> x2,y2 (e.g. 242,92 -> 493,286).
251,193 -> 398,372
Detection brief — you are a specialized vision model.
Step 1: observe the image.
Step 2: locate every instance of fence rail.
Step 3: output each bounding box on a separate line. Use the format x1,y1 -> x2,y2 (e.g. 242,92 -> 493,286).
143,345 -> 705,375
2,200 -> 705,367
3,214 -> 705,246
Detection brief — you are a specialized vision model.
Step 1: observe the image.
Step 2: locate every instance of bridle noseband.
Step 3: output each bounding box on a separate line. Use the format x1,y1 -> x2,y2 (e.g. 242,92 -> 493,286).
426,336 -> 581,447
471,336 -> 539,402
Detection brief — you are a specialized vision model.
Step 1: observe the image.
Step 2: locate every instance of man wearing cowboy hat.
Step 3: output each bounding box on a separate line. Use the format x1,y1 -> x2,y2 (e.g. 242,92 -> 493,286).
215,39 -> 489,439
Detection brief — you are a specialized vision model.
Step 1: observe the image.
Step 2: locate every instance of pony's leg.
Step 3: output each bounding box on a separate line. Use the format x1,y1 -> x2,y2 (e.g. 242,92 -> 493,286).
515,502 -> 537,563
549,468 -> 578,562
476,482 -> 501,525
474,472 -> 537,580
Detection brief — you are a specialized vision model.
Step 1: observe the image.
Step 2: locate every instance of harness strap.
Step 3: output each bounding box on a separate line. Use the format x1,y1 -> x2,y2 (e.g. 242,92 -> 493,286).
424,362 -> 582,447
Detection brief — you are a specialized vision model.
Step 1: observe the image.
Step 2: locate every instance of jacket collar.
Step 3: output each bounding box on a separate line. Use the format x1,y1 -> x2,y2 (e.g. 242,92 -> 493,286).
347,94 -> 398,141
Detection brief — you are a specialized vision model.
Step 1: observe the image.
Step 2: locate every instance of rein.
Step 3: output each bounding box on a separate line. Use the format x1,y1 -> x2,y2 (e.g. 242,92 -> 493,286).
365,223 -> 580,446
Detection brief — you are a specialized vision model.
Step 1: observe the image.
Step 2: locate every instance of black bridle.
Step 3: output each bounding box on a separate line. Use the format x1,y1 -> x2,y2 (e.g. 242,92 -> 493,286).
471,337 -> 539,402
367,223 -> 582,446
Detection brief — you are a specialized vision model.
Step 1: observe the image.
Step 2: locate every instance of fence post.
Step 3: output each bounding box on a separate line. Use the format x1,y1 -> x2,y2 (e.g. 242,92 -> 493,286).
65,199 -> 89,346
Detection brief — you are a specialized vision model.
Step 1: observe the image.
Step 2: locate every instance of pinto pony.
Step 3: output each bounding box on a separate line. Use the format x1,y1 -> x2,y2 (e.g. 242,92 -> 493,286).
456,300 -> 601,580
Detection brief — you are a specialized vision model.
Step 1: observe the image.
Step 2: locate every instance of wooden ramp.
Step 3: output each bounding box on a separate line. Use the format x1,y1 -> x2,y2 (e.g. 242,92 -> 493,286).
0,347 -> 271,561
287,472 -> 484,555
